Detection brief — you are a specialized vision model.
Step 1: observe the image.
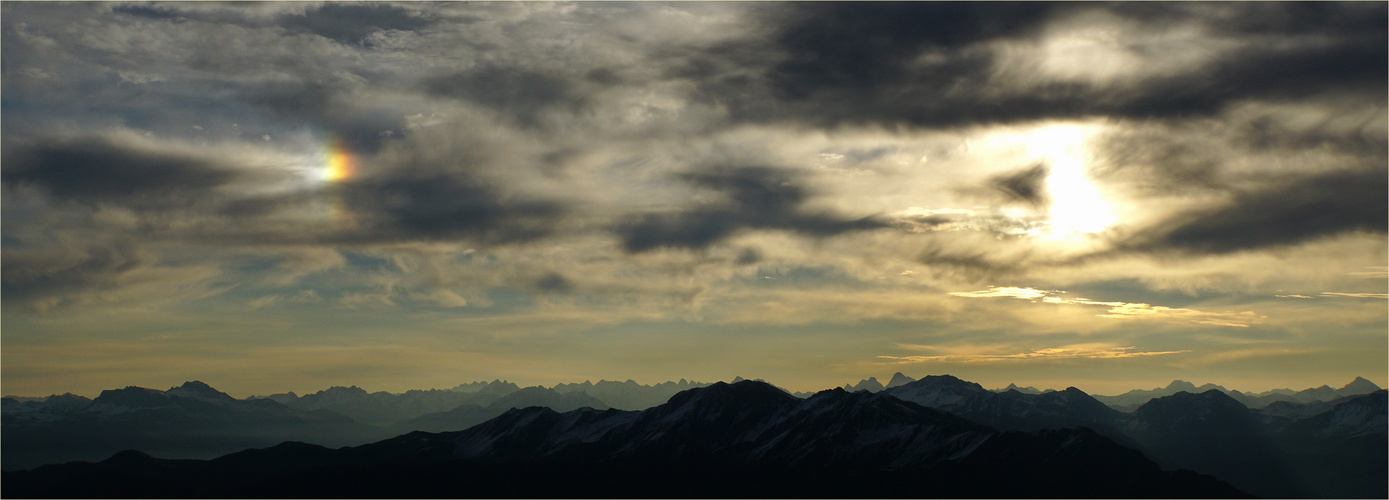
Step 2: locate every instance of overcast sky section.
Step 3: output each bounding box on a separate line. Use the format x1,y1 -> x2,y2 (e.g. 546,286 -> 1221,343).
2,2 -> 1385,397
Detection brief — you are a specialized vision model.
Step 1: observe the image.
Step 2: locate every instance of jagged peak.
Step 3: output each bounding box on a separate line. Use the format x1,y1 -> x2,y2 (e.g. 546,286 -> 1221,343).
885,372 -> 916,388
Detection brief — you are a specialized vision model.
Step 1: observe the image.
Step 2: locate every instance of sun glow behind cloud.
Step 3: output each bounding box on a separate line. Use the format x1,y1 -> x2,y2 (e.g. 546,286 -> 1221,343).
1024,123 -> 1118,237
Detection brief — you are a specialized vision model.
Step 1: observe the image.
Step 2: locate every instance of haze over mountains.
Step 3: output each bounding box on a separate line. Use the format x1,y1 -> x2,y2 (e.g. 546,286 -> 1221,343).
4,374 -> 1384,498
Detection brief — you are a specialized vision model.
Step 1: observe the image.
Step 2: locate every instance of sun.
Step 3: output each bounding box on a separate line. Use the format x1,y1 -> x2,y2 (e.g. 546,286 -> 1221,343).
1025,123 -> 1117,237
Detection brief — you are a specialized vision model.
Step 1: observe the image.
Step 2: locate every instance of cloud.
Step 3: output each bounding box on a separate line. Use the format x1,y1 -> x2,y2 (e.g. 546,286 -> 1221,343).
2,134 -> 241,210
669,3 -> 1386,130
1117,167 -> 1388,255
1321,292 -> 1389,299
276,3 -> 433,45
614,166 -> 886,253
423,65 -> 588,128
950,286 -> 1263,327
950,286 -> 1052,300
879,345 -> 1189,364
989,163 -> 1050,207
338,172 -> 563,245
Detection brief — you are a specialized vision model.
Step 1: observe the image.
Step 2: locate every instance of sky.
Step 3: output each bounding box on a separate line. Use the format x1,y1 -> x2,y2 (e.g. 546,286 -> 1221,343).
2,2 -> 1386,398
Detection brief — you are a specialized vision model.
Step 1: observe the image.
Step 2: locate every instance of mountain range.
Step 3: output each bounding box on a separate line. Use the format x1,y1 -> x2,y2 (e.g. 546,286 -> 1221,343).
4,375 -> 1385,498
1,381 -> 387,471
1092,377 -> 1384,411
3,381 -> 1249,498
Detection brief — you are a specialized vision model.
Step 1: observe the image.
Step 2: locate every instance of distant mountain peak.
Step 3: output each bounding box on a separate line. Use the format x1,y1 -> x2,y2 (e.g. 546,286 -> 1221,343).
1342,377 -> 1381,393
167,380 -> 236,402
1166,380 -> 1198,391
913,374 -> 986,392
885,372 -> 916,388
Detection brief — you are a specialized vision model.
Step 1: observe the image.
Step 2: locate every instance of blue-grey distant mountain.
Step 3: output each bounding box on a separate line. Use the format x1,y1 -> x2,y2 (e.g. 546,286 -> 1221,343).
994,383 -> 1053,395
842,376 -> 886,393
550,378 -> 708,410
2,381 -> 1247,498
261,380 -> 521,426
884,371 -> 916,388
1,381 -> 389,471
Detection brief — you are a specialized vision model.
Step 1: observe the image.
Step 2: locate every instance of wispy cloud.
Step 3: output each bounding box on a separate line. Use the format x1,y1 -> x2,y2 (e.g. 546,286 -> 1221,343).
879,345 -> 1189,364
1347,267 -> 1389,279
949,286 -> 1054,300
950,286 -> 1262,327
1321,292 -> 1389,299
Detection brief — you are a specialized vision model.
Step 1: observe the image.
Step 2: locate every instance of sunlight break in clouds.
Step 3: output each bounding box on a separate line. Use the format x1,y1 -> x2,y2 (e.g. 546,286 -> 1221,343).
951,287 -> 1262,327
878,345 -> 1189,364
1321,292 -> 1389,299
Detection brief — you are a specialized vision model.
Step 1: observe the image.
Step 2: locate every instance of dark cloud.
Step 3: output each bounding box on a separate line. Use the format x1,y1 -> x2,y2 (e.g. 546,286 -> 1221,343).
763,2 -> 1058,99
1119,167 -> 1388,255
0,242 -> 145,312
990,163 -> 1049,207
2,136 -> 238,210
670,2 -> 1385,129
278,3 -> 432,45
241,81 -> 407,154
2,130 -> 565,248
615,166 -> 886,253
423,66 -> 587,128
735,247 -> 762,265
534,272 -> 573,293
1090,128 -> 1228,196
918,245 -> 1023,281
339,173 -> 563,245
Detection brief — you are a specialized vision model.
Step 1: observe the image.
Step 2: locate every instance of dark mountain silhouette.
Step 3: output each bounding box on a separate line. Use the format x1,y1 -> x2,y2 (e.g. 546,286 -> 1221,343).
1259,391 -> 1388,499
2,381 -> 1247,498
882,375 -> 1387,499
883,375 -> 1126,434
1123,389 -> 1305,498
1094,377 -> 1384,411
1,381 -> 390,471
389,386 -> 609,434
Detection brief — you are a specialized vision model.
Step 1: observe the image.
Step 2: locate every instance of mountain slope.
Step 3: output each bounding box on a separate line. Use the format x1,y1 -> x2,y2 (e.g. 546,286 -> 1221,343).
2,381 -> 1247,498
388,386 -> 611,434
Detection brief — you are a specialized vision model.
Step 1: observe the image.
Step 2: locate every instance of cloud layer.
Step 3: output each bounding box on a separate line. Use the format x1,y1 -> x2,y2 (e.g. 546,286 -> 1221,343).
2,2 -> 1384,396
